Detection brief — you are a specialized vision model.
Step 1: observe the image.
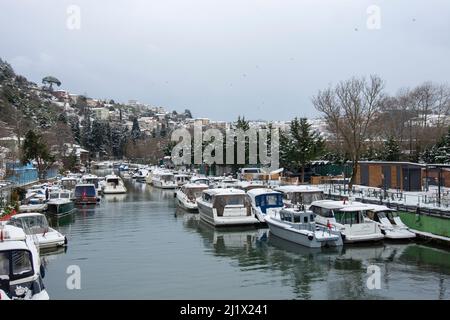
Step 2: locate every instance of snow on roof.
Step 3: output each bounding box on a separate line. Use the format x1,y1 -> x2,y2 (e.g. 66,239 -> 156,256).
311,200 -> 371,211
203,188 -> 246,196
275,185 -> 323,193
183,183 -> 209,189
247,188 -> 282,198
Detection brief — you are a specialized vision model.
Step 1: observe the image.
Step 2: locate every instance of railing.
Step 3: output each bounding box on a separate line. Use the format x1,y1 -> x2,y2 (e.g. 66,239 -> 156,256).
318,184 -> 450,217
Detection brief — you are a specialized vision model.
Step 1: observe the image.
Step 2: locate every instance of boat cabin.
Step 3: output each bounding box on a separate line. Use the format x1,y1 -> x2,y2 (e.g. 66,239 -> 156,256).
275,185 -> 324,206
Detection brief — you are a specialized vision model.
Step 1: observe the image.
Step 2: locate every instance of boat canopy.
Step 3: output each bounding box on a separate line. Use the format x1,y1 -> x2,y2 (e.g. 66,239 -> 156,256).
254,193 -> 283,213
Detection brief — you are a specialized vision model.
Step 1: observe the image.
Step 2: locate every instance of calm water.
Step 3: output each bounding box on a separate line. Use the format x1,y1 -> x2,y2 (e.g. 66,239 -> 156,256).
42,175 -> 450,299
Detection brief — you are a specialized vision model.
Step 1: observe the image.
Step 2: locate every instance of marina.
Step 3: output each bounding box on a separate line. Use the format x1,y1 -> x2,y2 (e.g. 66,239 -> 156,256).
3,171 -> 447,299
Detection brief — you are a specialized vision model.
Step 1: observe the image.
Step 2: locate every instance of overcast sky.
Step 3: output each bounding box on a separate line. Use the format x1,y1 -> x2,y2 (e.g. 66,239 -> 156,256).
1,0 -> 449,121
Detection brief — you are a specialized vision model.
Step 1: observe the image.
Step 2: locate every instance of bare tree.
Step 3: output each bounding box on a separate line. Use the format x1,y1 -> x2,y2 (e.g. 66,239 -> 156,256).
312,75 -> 385,189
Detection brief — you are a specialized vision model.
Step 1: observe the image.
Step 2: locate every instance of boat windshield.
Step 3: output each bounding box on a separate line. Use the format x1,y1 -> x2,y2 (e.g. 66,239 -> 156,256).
107,178 -> 119,185
49,193 -> 60,199
11,216 -> 49,235
215,195 -> 246,206
0,250 -> 33,280
334,210 -> 365,225
161,175 -> 174,181
61,180 -> 77,189
75,186 -> 96,198
185,187 -> 208,200
60,192 -> 71,199
286,192 -> 323,205
256,194 -> 283,207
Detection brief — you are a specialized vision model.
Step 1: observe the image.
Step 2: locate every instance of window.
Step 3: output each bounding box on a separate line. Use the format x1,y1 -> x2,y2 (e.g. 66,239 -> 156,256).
11,250 -> 33,278
75,186 -> 96,197
0,252 -> 10,276
304,216 -> 308,223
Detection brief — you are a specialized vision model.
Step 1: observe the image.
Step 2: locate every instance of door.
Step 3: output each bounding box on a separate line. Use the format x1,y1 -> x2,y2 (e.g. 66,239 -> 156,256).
360,164 -> 369,186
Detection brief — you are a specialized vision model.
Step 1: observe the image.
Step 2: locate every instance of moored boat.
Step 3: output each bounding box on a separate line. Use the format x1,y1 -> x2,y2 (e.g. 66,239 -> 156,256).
247,188 -> 284,223
364,204 -> 416,240
176,183 -> 209,211
7,213 -> 67,249
0,224 -> 49,300
197,188 -> 258,226
310,200 -> 384,243
102,174 -> 127,194
74,183 -> 99,205
265,207 -> 343,248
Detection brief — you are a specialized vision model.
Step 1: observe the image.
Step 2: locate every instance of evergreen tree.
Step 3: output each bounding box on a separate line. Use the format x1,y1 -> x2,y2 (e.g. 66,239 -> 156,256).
381,136 -> 401,161
69,117 -> 81,144
421,128 -> 450,164
21,130 -> 55,180
131,117 -> 141,143
280,118 -> 325,182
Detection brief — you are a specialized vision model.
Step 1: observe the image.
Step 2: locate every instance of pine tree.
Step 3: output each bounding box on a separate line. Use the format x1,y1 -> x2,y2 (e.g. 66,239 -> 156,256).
281,118 -> 325,182
131,117 -> 141,143
381,136 -> 401,161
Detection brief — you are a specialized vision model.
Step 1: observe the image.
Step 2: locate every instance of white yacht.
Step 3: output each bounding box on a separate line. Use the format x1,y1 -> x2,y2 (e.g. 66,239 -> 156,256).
197,188 -> 259,226
247,188 -> 284,222
134,168 -> 149,182
7,213 -> 67,249
364,204 -> 416,240
152,171 -> 178,189
59,177 -> 79,192
190,176 -> 210,186
174,173 -> 190,187
102,174 -> 127,194
0,224 -> 49,300
275,185 -> 324,208
265,207 -> 343,248
176,183 -> 209,211
310,200 -> 384,243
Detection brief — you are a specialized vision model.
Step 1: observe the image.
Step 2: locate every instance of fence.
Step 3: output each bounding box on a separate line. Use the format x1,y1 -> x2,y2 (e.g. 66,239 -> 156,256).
3,162 -> 59,186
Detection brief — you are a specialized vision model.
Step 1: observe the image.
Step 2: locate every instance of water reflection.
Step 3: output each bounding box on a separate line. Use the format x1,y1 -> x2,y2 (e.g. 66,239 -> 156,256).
39,173 -> 449,299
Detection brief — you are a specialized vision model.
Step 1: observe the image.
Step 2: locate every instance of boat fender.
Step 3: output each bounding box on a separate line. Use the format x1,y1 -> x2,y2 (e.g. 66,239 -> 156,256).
64,236 -> 68,245
341,234 -> 346,241
308,234 -> 314,241
381,229 -> 386,235
40,265 -> 46,279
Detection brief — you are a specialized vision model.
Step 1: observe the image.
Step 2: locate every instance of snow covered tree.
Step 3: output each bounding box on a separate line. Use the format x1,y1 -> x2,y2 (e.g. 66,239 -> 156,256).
280,118 -> 325,182
420,128 -> 450,164
380,136 -> 401,161
130,117 -> 141,143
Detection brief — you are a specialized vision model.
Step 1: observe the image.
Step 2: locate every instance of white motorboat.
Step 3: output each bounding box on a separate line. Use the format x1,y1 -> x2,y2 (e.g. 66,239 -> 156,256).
134,168 -> 149,182
275,185 -> 324,208
0,224 -> 49,300
7,213 -> 67,249
365,204 -> 416,240
247,188 -> 284,222
102,174 -> 127,194
310,200 -> 384,243
59,177 -> 79,192
236,181 -> 267,192
197,188 -> 259,226
152,171 -> 178,189
174,173 -> 190,187
265,207 -> 343,248
190,176 -> 210,186
176,183 -> 209,211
